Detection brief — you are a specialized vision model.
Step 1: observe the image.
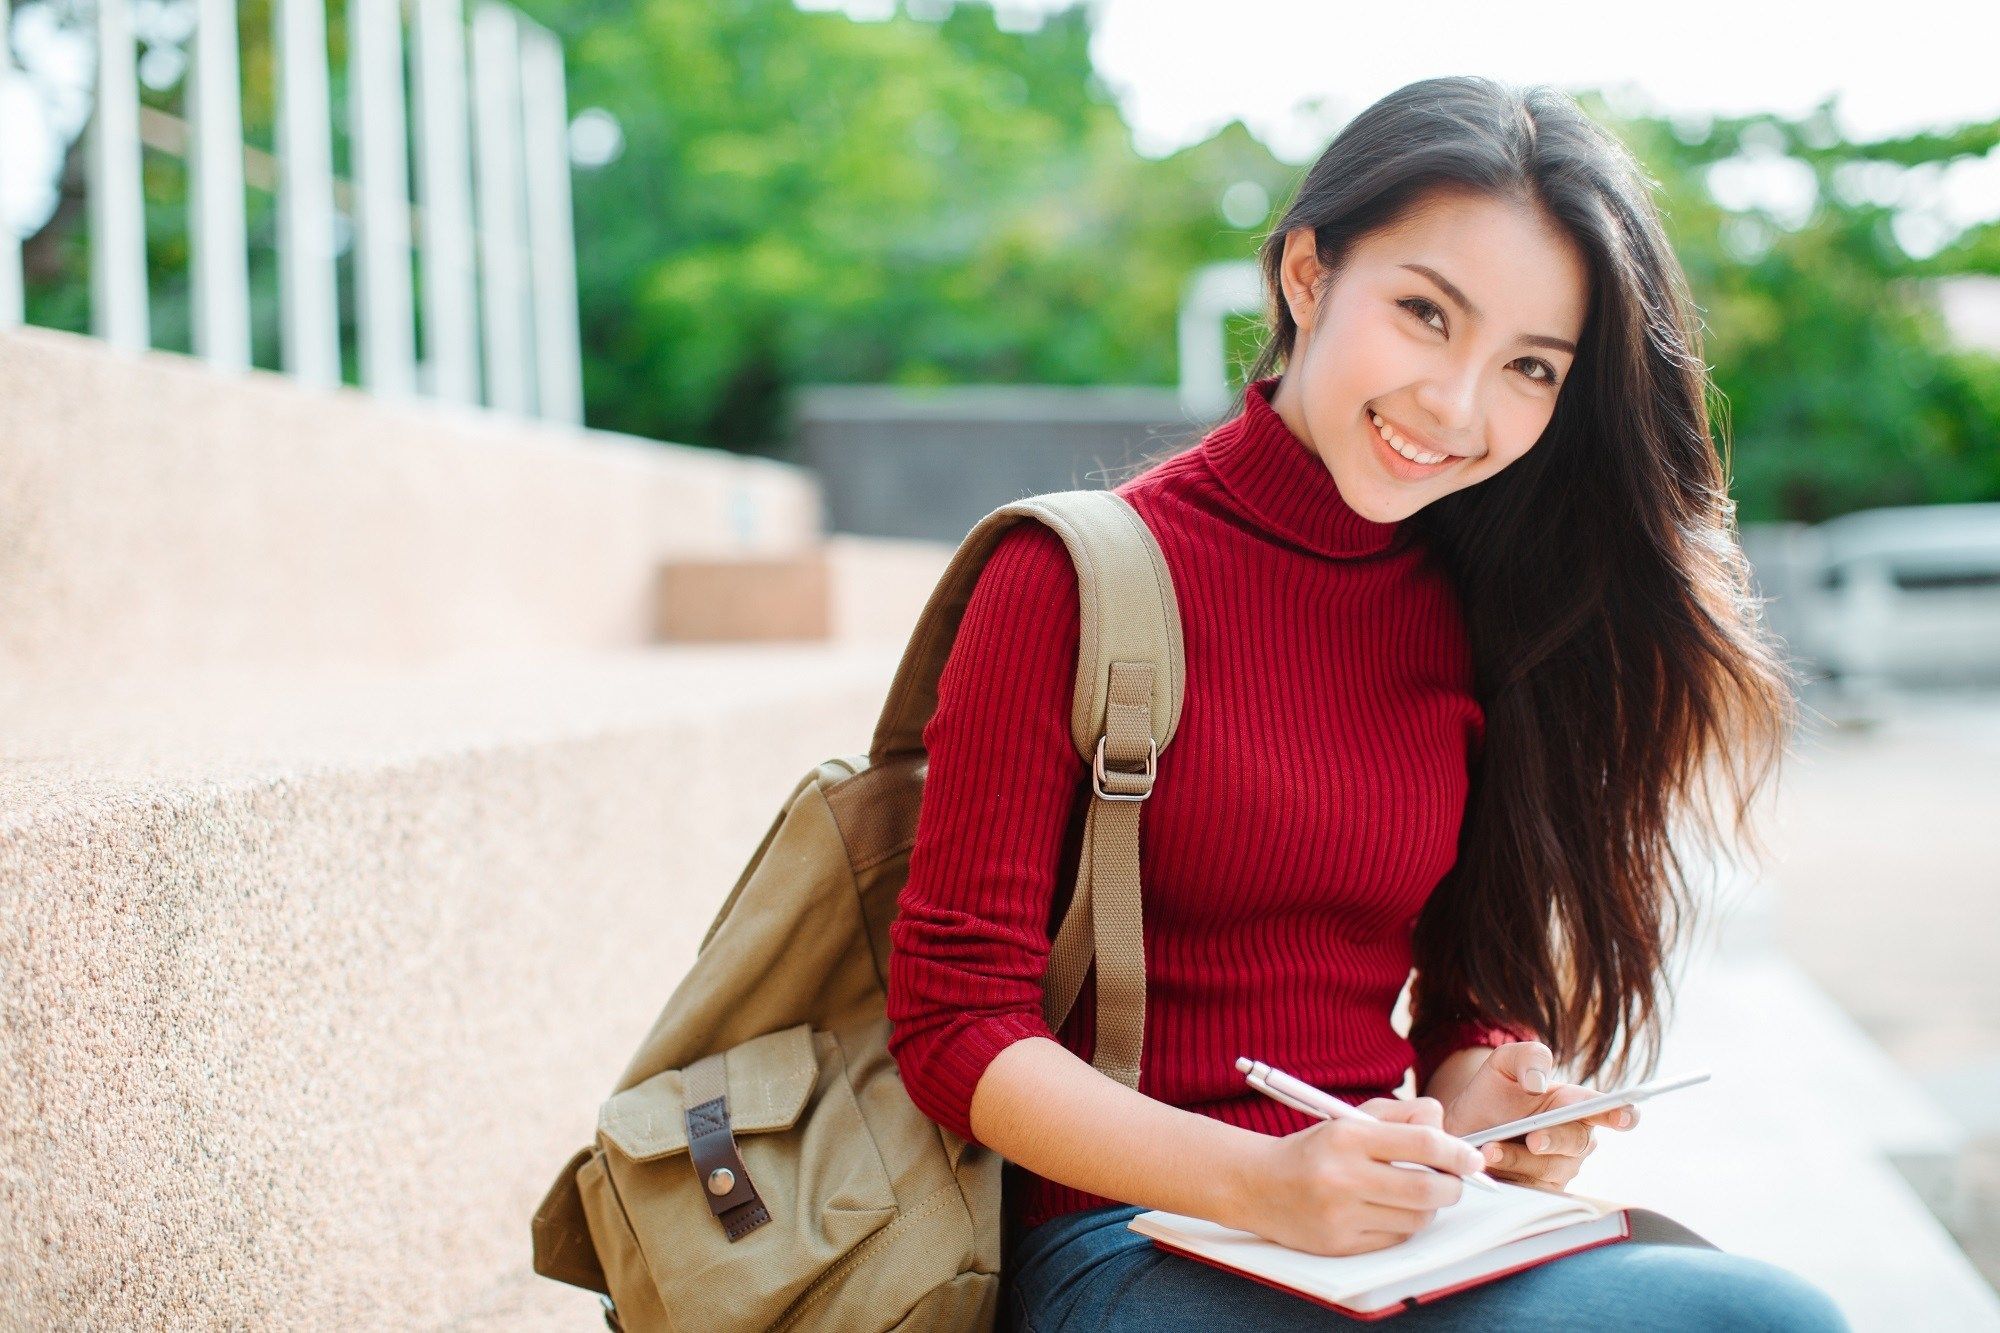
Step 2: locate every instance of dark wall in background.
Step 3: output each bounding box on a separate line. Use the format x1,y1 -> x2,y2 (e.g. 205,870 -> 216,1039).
793,384 -> 1204,543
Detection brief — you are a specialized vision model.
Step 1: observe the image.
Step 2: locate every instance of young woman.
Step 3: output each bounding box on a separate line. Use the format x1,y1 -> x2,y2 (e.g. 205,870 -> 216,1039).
885,76 -> 1849,1329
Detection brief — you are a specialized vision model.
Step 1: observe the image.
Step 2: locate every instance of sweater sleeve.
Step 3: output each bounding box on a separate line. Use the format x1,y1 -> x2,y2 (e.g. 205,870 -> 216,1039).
1408,959 -> 1541,1094
1409,1015 -> 1541,1096
885,520 -> 1087,1149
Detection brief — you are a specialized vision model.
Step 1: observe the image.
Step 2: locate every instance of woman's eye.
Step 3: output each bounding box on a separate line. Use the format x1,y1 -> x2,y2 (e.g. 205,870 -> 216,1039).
1397,296 -> 1446,333
1400,296 -> 1562,388
1519,359 -> 1562,387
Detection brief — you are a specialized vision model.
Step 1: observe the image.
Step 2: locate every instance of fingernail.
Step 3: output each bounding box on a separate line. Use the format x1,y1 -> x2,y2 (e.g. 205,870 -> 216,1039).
1483,1144 -> 1501,1163
1617,1111 -> 1633,1128
1529,1133 -> 1549,1152
1523,1069 -> 1548,1094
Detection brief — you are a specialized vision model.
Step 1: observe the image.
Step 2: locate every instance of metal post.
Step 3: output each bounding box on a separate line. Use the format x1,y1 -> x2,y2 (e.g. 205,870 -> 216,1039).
189,0 -> 252,369
411,0 -> 480,404
1177,261 -> 1262,422
275,0 -> 340,387
90,0 -> 149,350
470,1 -> 531,414
348,0 -> 416,395
1,0 -> 23,328
519,18 -> 580,426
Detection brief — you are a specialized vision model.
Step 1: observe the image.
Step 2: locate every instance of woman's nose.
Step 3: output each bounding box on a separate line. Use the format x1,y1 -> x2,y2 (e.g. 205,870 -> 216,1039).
1408,387 -> 1477,445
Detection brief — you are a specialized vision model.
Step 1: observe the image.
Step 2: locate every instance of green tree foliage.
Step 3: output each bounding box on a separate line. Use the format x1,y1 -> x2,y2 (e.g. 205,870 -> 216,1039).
526,0 -> 1299,455
527,1 -> 2000,515
1602,97 -> 2000,521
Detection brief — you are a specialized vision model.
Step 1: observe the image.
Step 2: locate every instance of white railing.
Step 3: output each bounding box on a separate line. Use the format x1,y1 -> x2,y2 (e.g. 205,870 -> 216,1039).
0,0 -> 582,425
0,0 -> 19,326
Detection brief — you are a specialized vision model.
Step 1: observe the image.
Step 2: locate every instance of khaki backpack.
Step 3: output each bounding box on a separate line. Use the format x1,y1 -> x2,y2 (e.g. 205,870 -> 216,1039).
531,489 -> 1187,1331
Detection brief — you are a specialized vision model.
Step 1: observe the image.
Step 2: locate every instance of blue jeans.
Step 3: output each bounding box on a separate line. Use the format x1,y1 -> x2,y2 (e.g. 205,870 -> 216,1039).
1005,1203 -> 1852,1332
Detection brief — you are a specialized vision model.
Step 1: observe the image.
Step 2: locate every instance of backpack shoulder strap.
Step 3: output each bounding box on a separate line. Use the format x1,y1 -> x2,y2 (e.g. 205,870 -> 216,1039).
870,489 -> 1183,1090
869,489 -> 1184,764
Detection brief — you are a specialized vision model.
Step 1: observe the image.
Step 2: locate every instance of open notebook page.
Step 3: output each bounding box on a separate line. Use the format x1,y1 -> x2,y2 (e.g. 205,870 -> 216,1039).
1129,1179 -> 1619,1303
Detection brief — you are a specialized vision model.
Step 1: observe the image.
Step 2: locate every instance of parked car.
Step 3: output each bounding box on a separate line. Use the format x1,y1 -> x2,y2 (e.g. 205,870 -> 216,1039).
1745,503 -> 2000,690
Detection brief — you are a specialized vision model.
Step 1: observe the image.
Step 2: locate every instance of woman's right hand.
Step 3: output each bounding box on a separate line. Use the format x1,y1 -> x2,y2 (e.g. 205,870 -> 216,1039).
1238,1096 -> 1488,1256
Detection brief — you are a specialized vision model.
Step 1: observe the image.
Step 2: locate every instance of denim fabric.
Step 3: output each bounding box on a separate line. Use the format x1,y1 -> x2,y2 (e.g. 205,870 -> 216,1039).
1004,1203 -> 1852,1332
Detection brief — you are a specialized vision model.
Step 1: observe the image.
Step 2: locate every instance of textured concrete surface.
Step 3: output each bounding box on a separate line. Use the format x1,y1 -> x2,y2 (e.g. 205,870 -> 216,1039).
4,652 -> 1987,1329
0,325 -> 822,685
0,644 -> 908,1329
0,324 -> 959,1327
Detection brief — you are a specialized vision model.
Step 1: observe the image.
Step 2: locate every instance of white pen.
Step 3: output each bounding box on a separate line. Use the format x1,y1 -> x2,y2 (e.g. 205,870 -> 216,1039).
1236,1056 -> 1498,1193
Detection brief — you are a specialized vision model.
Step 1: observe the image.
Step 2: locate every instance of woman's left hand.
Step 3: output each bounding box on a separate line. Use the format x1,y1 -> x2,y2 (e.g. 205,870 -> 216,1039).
1438,1042 -> 1638,1192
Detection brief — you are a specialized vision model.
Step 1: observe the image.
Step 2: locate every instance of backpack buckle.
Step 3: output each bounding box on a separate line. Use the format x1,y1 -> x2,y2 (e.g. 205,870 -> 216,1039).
1092,734 -> 1156,802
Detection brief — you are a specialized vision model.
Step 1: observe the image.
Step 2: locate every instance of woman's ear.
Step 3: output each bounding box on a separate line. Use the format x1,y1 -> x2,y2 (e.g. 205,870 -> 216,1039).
1279,227 -> 1322,334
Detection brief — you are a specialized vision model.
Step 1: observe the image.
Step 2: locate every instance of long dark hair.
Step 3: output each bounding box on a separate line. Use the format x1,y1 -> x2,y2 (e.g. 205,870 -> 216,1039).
1135,77 -> 1798,1088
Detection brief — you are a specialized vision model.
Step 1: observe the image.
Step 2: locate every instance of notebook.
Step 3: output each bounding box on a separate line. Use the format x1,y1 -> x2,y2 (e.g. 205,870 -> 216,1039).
1127,1180 -> 1717,1319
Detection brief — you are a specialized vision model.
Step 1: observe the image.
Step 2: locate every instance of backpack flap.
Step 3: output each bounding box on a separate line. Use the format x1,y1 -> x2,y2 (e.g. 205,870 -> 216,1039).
580,1022 -> 904,1331
598,1023 -> 817,1161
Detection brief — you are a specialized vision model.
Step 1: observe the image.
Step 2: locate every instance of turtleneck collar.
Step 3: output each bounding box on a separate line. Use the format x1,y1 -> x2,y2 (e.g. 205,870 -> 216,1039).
1198,375 -> 1403,560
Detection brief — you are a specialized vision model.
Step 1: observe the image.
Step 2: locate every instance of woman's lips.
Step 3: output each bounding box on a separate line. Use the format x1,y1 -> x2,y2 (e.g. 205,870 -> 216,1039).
1367,410 -> 1464,481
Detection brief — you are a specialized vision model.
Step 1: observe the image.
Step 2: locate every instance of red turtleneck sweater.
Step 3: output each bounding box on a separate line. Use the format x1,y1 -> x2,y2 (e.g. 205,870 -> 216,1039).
885,375 -> 1534,1237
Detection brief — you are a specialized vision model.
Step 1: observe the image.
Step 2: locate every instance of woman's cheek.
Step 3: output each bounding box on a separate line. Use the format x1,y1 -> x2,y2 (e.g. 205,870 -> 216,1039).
1488,407 -> 1555,475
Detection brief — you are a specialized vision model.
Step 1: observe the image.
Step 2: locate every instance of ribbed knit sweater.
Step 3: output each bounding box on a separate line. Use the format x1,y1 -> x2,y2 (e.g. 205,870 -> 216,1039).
884,375 -> 1534,1238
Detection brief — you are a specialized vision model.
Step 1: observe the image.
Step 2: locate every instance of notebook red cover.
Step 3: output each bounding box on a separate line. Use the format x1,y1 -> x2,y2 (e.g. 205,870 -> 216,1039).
1138,1205 -> 1716,1319
1148,1215 -> 1629,1318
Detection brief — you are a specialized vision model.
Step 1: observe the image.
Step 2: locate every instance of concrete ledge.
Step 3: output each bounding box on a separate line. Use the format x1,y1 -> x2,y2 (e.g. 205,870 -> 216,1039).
656,551 -> 832,641
0,644 -> 904,1328
823,532 -> 956,644
651,529 -> 958,643
3,643 -> 1991,1327
0,325 -> 824,684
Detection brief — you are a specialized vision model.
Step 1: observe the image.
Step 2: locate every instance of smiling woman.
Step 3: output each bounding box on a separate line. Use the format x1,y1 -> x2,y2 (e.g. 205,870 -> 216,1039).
1230,79 -> 1806,1121
1269,191 -> 1590,517
885,74 -> 1843,1332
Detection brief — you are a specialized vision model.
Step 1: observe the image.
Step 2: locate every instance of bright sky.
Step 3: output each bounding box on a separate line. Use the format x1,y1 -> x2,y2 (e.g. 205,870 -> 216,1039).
1082,0 -> 1996,160
801,0 -> 2000,238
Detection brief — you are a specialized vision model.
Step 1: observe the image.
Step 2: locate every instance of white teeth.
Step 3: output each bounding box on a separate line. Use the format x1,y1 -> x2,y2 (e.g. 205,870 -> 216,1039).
1371,411 -> 1449,465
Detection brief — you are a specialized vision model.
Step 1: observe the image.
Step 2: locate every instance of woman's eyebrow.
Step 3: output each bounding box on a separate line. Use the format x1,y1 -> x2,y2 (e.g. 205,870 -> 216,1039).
1398,262 -> 1577,355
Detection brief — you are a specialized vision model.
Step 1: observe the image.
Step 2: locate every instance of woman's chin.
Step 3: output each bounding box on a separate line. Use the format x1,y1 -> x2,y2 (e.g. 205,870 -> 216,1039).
1340,470 -> 1417,524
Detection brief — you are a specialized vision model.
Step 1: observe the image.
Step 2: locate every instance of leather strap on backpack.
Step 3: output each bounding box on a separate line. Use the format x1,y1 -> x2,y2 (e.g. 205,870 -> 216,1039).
681,1050 -> 772,1241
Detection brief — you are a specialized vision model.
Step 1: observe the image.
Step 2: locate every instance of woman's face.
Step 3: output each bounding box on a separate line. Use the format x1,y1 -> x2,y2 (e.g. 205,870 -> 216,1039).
1269,189 -> 1591,524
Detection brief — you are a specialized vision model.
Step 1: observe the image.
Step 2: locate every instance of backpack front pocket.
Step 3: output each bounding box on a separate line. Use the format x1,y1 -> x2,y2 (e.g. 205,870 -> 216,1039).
590,1022 -> 899,1330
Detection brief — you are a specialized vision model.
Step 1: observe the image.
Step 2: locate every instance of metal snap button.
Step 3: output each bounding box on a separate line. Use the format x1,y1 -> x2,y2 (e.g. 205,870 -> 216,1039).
707,1167 -> 735,1196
